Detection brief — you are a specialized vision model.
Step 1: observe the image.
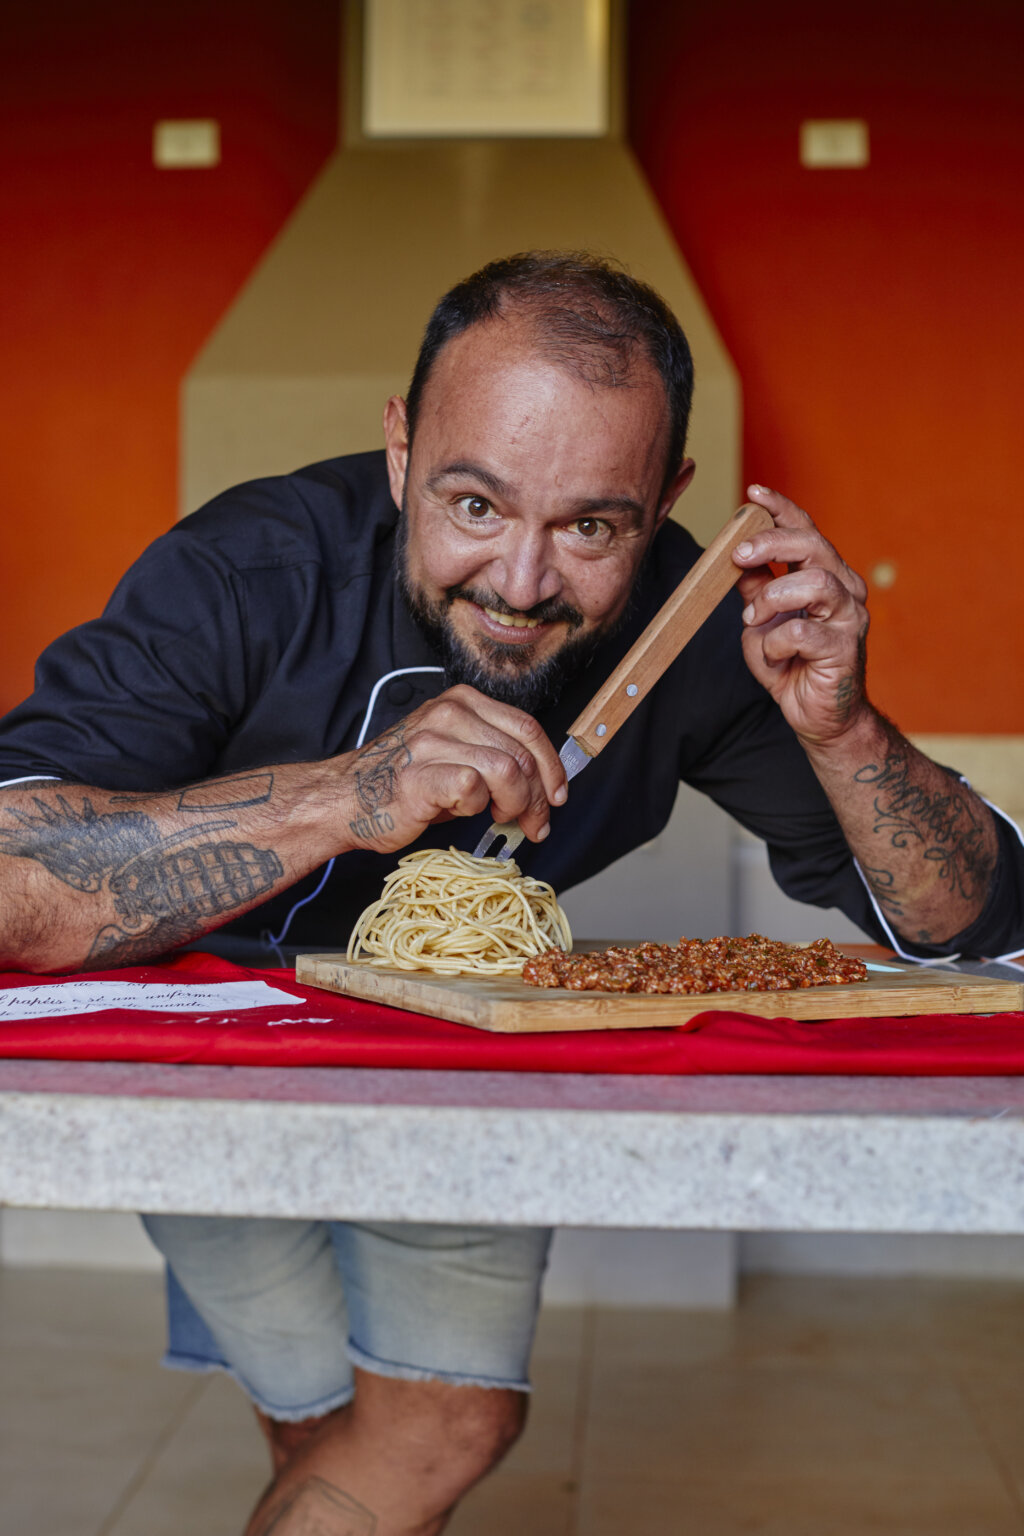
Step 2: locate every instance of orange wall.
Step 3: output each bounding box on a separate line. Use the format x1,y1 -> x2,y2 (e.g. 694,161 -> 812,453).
0,0 -> 338,715
3,2 -> 1022,733
629,0 -> 1024,733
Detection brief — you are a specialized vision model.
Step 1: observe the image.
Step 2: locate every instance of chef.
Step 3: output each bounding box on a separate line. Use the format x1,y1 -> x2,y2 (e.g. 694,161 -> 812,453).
1,251 -> 1021,1536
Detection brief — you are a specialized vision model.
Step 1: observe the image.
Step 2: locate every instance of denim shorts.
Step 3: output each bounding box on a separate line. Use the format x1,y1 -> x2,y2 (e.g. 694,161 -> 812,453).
141,1214 -> 552,1421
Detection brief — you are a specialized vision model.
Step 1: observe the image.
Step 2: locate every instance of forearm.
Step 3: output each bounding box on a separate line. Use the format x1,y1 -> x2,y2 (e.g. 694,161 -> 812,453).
802,708 -> 998,947
0,764 -> 358,973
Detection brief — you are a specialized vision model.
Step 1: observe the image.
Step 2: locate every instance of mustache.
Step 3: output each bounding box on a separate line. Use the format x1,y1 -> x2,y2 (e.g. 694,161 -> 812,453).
445,585 -> 585,631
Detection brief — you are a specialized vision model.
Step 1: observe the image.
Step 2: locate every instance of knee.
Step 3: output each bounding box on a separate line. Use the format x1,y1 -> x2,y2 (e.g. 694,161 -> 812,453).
442,1385 -> 527,1476
354,1370 -> 527,1485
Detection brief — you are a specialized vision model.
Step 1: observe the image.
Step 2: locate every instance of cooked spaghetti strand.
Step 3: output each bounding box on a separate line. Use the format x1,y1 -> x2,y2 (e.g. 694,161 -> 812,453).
346,847 -> 572,975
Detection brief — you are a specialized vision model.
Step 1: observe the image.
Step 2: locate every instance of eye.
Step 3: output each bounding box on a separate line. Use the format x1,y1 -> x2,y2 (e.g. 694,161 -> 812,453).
567,517 -> 610,540
456,495 -> 495,520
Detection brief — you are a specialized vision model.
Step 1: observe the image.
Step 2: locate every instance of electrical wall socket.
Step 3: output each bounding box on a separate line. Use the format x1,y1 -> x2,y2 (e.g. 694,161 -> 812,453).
800,119 -> 869,168
153,119 -> 220,169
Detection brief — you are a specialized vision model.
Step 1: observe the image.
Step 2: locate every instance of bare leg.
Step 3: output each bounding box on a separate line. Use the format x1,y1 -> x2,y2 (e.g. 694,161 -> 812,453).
246,1367 -> 526,1536
254,1405 -> 345,1479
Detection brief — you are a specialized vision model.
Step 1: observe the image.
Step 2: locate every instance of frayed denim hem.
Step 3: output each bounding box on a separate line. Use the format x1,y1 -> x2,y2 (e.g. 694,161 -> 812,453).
158,1349 -> 356,1423
347,1340 -> 532,1393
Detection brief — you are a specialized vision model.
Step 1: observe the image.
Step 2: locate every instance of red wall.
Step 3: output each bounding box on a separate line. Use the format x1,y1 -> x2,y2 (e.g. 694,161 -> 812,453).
2,1 -> 1022,733
0,0 -> 338,715
629,0 -> 1024,732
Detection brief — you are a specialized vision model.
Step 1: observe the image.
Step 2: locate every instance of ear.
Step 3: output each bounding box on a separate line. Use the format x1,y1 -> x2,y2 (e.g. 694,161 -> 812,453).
383,395 -> 410,510
655,457 -> 696,528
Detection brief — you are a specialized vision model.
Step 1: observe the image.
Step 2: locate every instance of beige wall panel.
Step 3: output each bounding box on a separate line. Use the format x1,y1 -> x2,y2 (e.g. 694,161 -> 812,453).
911,735 -> 1024,829
183,140 -> 739,545
183,375 -> 406,513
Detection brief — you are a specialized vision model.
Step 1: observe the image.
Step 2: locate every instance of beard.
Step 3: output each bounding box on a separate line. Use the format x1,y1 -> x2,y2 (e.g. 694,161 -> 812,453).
396,519 -> 622,714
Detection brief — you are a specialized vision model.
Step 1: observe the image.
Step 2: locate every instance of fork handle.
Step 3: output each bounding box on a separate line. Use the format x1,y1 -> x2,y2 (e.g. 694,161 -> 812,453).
567,503 -> 772,759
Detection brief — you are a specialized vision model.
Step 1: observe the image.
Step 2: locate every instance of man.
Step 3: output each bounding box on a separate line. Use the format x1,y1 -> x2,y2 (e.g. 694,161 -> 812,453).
2,252 -> 1022,1534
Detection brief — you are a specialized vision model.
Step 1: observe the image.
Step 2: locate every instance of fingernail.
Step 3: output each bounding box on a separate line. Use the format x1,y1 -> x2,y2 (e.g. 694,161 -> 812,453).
538,822 -> 550,840
736,541 -> 753,558
553,785 -> 568,805
749,483 -> 771,496
742,604 -> 755,624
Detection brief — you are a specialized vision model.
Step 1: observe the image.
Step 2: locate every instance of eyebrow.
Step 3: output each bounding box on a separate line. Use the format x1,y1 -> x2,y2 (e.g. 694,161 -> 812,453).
425,461 -> 647,524
424,461 -> 513,499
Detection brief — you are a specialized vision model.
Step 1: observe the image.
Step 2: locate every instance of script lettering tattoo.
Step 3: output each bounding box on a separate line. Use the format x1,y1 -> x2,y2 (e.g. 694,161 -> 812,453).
858,862 -> 906,920
254,1476 -> 377,1536
354,726 -> 411,817
0,791 -> 283,966
853,748 -> 996,902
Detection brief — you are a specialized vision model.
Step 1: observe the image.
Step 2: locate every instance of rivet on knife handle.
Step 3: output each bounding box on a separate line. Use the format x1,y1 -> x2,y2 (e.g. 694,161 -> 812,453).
567,502 -> 772,759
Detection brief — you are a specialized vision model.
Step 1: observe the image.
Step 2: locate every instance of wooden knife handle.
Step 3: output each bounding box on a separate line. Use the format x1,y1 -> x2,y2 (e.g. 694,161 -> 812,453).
567,502 -> 773,758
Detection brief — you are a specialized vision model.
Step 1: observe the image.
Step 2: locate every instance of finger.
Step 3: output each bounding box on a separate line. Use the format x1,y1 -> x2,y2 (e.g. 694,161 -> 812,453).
429,686 -> 568,807
410,737 -> 552,841
756,614 -> 850,669
746,483 -> 816,531
741,568 -> 859,629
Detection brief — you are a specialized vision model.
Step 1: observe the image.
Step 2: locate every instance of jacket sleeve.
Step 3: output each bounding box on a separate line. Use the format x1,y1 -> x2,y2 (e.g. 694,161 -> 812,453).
0,527 -> 250,792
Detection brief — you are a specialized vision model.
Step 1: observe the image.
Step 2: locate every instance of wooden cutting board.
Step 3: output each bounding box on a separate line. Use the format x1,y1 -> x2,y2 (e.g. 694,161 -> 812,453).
296,952 -> 1024,1035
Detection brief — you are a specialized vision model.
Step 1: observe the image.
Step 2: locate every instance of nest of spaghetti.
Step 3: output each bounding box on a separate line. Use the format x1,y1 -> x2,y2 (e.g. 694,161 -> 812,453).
346,846 -> 573,976
522,934 -> 868,993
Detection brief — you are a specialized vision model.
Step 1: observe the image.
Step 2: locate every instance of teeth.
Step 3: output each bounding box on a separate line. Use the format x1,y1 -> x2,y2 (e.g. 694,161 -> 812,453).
484,607 -> 539,630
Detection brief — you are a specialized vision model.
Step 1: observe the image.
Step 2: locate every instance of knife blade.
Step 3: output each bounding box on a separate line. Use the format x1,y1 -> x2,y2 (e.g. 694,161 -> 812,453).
472,501 -> 773,862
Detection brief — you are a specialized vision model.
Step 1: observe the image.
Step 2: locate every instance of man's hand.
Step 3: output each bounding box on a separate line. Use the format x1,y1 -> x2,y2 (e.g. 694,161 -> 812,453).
732,484 -> 870,747
339,685 -> 568,854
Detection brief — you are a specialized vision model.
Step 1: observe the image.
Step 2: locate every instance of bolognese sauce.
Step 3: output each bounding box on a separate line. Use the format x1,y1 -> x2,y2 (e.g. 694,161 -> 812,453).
521,934 -> 868,994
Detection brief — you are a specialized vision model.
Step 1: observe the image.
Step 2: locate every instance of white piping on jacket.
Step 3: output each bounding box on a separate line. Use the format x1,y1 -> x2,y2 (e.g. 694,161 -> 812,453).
266,666 -> 444,947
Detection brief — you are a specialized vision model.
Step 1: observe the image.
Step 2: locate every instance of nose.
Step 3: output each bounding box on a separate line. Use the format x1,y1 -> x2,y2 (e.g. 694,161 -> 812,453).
488,527 -> 562,613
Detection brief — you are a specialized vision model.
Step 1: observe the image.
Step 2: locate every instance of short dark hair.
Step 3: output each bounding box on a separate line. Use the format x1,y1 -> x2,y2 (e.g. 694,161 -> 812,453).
404,251 -> 694,494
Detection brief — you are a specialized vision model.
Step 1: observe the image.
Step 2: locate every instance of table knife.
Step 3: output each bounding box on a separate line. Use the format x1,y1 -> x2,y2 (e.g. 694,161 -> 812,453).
473,501 -> 773,861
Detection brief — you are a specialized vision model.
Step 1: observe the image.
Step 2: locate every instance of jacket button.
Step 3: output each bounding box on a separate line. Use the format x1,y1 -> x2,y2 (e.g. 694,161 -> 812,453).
387,680 -> 414,705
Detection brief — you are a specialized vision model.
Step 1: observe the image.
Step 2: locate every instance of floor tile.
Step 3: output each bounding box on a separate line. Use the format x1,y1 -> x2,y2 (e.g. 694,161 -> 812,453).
107,1375 -> 269,1536
591,1305 -> 738,1369
0,1339 -> 194,1536
732,1273 -> 935,1367
445,1471 -> 575,1536
957,1365 -> 1024,1504
581,1358 -> 995,1486
0,1265 -> 166,1357
916,1279 -> 1024,1368
579,1471 -> 1024,1535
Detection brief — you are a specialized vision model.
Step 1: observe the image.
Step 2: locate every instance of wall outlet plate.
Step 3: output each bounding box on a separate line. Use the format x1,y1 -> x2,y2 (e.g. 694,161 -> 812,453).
153,119 -> 220,169
800,119 -> 869,168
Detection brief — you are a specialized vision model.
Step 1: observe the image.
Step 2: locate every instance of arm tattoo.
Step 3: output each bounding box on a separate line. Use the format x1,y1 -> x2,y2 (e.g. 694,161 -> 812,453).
111,772 -> 275,812
349,725 -> 411,844
853,744 -> 996,904
0,783 -> 283,966
254,1476 -> 376,1536
857,862 -> 906,920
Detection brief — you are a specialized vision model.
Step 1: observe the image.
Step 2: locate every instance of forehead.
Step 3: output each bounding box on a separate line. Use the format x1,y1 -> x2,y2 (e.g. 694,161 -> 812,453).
411,317 -> 671,485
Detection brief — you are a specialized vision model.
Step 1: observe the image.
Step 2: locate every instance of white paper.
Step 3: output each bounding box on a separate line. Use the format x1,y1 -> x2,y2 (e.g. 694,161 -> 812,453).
0,980 -> 306,1023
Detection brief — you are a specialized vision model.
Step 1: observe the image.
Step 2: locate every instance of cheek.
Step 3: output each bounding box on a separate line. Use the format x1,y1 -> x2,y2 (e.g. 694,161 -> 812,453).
570,553 -> 643,625
405,516 -> 474,592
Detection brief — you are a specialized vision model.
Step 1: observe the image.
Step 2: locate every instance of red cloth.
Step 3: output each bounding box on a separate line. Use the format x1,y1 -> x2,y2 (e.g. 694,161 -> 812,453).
2,950 -> 1024,1075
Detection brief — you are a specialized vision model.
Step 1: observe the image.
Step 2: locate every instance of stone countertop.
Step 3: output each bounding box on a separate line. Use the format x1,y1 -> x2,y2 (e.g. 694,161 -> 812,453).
3,1060 -> 1024,1234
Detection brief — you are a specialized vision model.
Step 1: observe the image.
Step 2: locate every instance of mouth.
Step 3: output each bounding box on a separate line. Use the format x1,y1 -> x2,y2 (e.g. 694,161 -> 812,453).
482,606 -> 540,630
467,600 -> 555,646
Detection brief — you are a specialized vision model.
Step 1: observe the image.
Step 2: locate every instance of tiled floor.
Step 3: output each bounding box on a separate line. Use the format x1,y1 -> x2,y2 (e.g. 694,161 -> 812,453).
4,1266 -> 1024,1534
